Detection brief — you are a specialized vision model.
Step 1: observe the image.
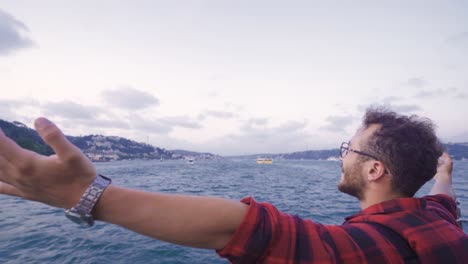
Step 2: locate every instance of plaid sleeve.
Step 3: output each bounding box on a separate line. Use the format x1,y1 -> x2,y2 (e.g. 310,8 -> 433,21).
216,197 -> 272,263
217,197 -> 336,264
424,194 -> 458,225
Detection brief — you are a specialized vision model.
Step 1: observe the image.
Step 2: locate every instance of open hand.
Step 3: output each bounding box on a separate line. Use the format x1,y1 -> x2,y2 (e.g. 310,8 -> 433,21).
434,152 -> 453,180
0,118 -> 97,209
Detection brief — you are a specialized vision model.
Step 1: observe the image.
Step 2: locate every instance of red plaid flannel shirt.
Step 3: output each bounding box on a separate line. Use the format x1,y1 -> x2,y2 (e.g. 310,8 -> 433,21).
217,194 -> 468,263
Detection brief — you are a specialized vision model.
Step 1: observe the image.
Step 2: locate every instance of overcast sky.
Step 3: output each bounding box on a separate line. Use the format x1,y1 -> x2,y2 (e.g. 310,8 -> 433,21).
0,1 -> 467,155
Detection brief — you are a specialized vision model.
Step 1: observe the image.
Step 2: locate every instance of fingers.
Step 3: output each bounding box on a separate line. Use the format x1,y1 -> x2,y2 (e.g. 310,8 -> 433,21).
34,117 -> 81,160
437,152 -> 453,175
442,152 -> 452,163
438,152 -> 453,166
0,128 -> 33,165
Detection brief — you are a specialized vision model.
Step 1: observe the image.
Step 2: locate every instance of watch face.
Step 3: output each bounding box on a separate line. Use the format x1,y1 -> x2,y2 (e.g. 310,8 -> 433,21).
65,209 -> 94,227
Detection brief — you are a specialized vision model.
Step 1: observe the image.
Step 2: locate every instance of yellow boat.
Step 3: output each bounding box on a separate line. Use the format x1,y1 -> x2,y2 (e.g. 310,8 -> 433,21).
256,157 -> 273,164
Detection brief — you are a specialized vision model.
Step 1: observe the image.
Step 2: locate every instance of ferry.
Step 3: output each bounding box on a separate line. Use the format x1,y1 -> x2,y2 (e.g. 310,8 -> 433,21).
256,157 -> 273,164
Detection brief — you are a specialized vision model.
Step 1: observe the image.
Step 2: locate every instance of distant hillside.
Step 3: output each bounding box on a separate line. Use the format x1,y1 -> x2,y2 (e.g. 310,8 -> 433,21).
279,149 -> 339,160
0,119 -> 217,161
67,134 -> 174,161
1,119 -> 467,161
233,149 -> 339,161
444,143 -> 468,160
0,120 -> 53,155
238,144 -> 468,161
170,149 -> 221,160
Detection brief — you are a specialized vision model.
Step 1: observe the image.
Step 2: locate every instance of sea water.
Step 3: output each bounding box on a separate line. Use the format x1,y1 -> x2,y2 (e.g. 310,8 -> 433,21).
1,159 -> 467,263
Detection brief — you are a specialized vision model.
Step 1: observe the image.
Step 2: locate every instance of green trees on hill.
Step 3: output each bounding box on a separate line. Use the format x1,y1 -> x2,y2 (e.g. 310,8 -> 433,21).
0,120 -> 54,155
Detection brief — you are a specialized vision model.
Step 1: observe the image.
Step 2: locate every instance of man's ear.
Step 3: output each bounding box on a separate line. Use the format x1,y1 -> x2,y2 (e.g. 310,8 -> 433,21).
366,161 -> 387,181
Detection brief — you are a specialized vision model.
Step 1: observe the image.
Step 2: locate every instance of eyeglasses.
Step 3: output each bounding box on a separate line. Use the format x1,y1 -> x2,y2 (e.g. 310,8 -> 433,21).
339,142 -> 379,160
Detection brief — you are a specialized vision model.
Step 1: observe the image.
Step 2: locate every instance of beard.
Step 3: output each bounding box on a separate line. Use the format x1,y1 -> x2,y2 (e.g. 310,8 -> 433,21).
338,161 -> 367,200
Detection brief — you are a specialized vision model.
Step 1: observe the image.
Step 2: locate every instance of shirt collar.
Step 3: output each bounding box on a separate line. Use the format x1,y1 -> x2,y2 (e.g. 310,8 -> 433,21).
345,197 -> 426,222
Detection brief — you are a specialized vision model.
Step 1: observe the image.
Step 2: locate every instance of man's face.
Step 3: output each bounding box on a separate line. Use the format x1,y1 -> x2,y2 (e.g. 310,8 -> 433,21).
338,125 -> 377,200
338,155 -> 367,200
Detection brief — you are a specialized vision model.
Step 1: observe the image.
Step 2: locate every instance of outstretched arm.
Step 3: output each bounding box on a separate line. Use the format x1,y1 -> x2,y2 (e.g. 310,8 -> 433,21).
429,152 -> 455,199
0,118 -> 247,249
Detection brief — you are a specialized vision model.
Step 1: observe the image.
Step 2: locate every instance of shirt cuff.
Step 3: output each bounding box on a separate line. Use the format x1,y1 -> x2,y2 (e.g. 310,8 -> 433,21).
216,197 -> 258,257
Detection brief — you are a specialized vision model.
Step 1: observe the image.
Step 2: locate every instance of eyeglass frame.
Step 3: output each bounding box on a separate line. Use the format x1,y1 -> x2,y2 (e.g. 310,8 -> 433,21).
339,142 -> 379,160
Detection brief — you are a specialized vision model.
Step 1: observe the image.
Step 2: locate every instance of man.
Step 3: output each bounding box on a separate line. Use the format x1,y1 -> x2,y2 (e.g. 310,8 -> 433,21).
0,108 -> 466,263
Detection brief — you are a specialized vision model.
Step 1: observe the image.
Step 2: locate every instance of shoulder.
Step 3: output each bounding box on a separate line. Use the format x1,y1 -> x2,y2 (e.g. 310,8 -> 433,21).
421,194 -> 458,224
236,197 -> 323,235
238,197 -> 333,232
421,194 -> 456,212
238,197 -> 356,254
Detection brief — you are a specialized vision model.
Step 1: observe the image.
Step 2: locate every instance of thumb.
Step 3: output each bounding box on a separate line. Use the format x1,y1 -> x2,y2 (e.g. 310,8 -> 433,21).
34,117 -> 80,159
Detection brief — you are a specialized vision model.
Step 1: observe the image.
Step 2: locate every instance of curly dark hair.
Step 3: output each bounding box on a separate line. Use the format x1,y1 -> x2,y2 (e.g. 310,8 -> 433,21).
361,107 -> 444,197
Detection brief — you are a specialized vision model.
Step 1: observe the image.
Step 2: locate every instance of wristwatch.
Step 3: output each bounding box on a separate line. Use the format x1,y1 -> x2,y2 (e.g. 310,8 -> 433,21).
64,174 -> 112,227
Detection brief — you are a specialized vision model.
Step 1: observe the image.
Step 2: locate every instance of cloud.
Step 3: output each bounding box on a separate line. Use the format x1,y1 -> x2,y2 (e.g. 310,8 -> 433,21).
321,115 -> 355,133
213,119 -> 311,155
40,100 -> 199,132
276,120 -> 307,133
83,118 -> 130,129
0,98 -> 42,122
0,9 -> 34,55
413,87 -> 466,99
159,116 -> 202,129
0,99 -> 20,120
406,77 -> 427,88
242,118 -> 269,129
101,86 -> 160,110
128,114 -> 202,135
387,104 -> 421,113
440,32 -> 468,69
359,100 -> 423,115
445,131 -> 468,143
129,116 -> 173,134
198,110 -> 236,120
57,118 -> 131,136
456,92 -> 467,99
444,32 -> 468,48
381,96 -> 404,104
237,119 -> 305,140
0,99 -> 132,132
42,101 -> 97,119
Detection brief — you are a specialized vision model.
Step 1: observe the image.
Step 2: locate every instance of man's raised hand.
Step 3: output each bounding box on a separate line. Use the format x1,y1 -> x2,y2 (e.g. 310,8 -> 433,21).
0,117 -> 97,209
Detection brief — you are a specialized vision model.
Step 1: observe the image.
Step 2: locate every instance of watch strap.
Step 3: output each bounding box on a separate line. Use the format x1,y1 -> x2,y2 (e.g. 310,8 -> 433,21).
70,174 -> 112,215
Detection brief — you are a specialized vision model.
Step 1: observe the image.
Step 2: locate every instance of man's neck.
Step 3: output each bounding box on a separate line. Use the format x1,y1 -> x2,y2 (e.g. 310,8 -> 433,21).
359,192 -> 403,210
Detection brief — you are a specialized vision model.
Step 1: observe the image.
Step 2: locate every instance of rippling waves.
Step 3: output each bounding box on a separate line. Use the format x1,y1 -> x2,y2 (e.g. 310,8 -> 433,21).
1,159 -> 467,263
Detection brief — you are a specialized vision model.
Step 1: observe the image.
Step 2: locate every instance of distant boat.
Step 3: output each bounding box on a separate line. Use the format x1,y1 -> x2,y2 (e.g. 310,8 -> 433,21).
256,157 -> 273,164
